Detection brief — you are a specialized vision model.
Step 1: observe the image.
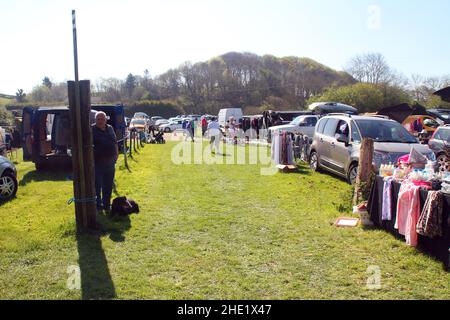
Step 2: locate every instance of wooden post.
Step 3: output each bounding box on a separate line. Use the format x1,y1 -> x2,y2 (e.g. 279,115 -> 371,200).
123,135 -> 128,168
136,131 -> 140,150
68,80 -> 97,229
353,138 -> 374,206
133,130 -> 138,153
68,10 -> 96,229
128,132 -> 133,158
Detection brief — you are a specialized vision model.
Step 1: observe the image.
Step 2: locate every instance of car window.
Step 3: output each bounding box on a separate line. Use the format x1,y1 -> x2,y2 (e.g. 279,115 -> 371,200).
355,119 -> 417,143
304,117 -> 318,127
335,120 -> 349,135
323,118 -> 339,137
291,116 -> 303,126
316,118 -> 328,134
433,129 -> 442,140
351,121 -> 362,143
436,129 -> 450,142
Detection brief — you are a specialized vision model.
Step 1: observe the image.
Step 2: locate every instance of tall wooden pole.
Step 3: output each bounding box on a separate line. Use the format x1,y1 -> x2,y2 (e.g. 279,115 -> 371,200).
69,10 -> 96,229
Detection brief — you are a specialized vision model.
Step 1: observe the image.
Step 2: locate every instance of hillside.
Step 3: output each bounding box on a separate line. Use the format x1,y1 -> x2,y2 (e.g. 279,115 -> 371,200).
0,94 -> 14,107
154,52 -> 356,114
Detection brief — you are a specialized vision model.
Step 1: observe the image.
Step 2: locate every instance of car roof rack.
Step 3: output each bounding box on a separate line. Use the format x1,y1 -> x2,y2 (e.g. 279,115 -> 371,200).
367,115 -> 390,119
324,113 -> 353,117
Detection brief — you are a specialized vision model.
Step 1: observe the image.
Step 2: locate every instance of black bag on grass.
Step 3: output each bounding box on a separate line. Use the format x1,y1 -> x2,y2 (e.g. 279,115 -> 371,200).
111,197 -> 140,216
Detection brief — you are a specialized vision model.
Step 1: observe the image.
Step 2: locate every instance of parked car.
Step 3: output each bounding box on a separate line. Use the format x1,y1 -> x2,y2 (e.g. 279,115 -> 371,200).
428,125 -> 450,172
159,119 -> 184,133
187,114 -> 201,121
308,102 -> 359,115
269,115 -> 319,141
155,119 -> 169,128
309,114 -> 435,184
22,104 -> 126,171
277,111 -> 313,124
218,108 -> 243,127
150,116 -> 164,127
133,112 -> 150,120
129,118 -> 148,132
427,109 -> 450,125
0,155 -> 18,201
402,115 -> 440,137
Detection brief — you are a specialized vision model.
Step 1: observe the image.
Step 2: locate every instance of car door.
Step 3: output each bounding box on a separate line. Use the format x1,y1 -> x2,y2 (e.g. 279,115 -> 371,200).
319,118 -> 339,169
328,120 -> 351,174
21,107 -> 36,161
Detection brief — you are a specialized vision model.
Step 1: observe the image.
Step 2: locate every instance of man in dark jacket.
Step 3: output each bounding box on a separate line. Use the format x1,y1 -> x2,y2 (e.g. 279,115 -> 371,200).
92,111 -> 118,213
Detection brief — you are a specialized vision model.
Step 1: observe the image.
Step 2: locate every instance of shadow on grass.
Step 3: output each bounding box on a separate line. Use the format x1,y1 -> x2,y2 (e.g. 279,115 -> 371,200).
362,223 -> 450,272
76,213 -> 132,300
97,213 -> 132,243
76,228 -> 116,300
19,169 -> 70,187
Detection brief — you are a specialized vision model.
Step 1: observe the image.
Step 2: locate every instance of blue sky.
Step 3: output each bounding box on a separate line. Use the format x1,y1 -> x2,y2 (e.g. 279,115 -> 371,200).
1,0 -> 449,94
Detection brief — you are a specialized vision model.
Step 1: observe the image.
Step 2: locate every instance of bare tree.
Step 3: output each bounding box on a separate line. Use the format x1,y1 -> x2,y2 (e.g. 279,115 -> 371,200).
345,53 -> 393,85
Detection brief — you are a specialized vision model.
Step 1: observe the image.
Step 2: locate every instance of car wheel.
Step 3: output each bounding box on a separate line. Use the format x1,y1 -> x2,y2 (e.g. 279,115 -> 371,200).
0,172 -> 18,201
309,151 -> 319,172
347,163 -> 358,185
436,154 -> 447,172
164,127 -> 171,133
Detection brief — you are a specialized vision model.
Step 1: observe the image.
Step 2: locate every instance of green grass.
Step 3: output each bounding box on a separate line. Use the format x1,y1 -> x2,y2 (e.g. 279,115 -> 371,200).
0,97 -> 13,107
0,142 -> 448,299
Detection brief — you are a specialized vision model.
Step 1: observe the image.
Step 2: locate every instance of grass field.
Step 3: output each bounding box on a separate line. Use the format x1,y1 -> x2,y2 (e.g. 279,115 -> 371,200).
0,141 -> 448,299
0,97 -> 13,107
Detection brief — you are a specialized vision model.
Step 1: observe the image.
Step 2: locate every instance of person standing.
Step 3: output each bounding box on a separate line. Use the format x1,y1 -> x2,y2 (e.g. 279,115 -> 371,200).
182,118 -> 189,141
186,118 -> 195,142
92,111 -> 118,213
201,116 -> 208,137
207,117 -> 221,154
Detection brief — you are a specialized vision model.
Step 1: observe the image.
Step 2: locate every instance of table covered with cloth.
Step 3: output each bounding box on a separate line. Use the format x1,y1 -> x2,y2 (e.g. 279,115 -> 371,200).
367,175 -> 450,270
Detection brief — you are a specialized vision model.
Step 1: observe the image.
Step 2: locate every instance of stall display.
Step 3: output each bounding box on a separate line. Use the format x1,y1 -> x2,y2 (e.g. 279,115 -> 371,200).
271,131 -> 294,166
367,147 -> 450,270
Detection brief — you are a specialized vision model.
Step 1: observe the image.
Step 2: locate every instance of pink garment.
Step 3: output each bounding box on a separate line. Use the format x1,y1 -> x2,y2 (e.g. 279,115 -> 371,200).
411,180 -> 432,188
395,181 -> 421,247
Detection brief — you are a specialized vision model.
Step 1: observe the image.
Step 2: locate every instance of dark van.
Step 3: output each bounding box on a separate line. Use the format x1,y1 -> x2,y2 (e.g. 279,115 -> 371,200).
22,104 -> 125,170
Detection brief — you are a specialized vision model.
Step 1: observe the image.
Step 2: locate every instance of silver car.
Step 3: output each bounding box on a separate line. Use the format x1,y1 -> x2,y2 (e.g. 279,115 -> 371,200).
269,115 -> 319,139
309,114 -> 435,184
428,125 -> 450,172
0,156 -> 18,201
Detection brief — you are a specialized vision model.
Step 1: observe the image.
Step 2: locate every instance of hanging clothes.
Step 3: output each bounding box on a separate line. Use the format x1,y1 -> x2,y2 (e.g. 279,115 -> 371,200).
271,131 -> 294,166
382,176 -> 394,221
416,191 -> 444,238
395,181 -> 421,247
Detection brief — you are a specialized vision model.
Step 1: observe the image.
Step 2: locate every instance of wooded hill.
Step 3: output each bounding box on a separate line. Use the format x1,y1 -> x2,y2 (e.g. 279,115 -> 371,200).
154,52 -> 356,114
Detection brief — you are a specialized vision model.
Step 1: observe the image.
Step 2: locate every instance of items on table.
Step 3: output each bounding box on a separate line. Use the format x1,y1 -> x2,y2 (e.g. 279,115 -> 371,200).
375,146 -> 448,248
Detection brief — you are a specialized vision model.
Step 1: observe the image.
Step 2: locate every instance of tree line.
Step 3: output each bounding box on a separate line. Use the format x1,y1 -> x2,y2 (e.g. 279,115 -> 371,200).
6,52 -> 450,119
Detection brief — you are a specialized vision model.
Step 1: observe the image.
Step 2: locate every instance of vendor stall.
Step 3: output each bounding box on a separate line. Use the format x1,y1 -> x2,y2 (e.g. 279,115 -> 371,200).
368,176 -> 450,271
